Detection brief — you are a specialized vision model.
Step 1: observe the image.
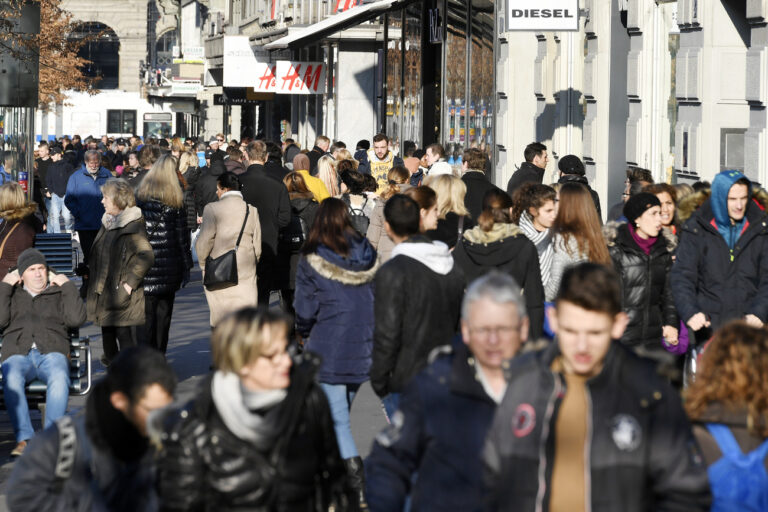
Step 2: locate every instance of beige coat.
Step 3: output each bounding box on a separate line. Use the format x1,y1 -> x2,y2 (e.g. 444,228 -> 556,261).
196,192 -> 262,326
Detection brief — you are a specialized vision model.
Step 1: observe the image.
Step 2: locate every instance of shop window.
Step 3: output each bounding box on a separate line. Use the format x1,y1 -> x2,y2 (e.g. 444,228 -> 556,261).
720,129 -> 746,173
107,110 -> 137,134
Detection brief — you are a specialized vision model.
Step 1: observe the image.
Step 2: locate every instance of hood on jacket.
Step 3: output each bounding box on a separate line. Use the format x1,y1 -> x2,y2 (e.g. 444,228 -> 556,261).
458,223 -> 531,268
711,170 -> 751,228
291,196 -> 317,212
391,236 -> 454,275
678,186 -> 768,224
101,205 -> 143,230
602,220 -> 677,253
0,202 -> 37,221
463,222 -> 523,245
308,235 -> 380,285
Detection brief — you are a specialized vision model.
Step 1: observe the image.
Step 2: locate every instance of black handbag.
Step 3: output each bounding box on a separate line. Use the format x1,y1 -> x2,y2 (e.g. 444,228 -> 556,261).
203,204 -> 249,291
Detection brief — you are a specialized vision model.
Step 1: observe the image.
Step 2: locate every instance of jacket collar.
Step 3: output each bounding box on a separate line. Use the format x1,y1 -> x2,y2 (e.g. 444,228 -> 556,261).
305,252 -> 380,285
449,340 -> 497,404
78,165 -> 111,179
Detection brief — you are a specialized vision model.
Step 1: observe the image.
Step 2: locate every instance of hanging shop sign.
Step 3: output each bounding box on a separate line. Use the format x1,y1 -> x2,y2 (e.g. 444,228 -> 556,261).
254,62 -> 278,93
223,36 -> 264,87
505,0 -> 579,31
275,61 -> 326,95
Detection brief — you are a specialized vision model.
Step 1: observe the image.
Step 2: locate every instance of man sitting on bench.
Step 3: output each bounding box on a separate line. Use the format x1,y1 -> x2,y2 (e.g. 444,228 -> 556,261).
0,248 -> 86,457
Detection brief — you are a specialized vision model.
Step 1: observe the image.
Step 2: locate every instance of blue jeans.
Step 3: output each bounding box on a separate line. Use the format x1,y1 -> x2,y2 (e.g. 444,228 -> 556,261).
2,349 -> 70,442
48,194 -> 73,233
320,382 -> 361,459
382,392 -> 401,422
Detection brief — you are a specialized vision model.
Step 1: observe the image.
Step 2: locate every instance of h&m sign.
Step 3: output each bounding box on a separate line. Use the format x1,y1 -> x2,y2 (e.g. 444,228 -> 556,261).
505,0 -> 579,31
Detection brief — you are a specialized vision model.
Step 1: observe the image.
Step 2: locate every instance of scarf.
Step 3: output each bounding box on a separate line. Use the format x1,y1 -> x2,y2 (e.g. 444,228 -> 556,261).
211,371 -> 287,450
627,223 -> 657,256
518,212 -> 554,288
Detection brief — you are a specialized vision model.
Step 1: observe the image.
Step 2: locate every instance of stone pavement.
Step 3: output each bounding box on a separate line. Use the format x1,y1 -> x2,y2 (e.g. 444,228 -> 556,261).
0,266 -> 387,509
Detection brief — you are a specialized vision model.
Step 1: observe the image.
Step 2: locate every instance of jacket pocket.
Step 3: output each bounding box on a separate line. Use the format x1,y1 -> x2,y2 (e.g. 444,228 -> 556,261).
107,283 -> 132,310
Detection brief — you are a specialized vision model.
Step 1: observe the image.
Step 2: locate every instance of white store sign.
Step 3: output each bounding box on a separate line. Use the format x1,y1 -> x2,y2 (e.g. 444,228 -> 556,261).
505,0 -> 579,31
223,36 -> 262,87
274,61 -> 326,95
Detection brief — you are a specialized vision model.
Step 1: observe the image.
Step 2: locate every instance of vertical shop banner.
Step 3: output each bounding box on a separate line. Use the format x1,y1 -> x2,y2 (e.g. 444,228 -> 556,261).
505,0 -> 579,31
223,36 -> 260,87
271,0 -> 279,20
275,61 -> 326,94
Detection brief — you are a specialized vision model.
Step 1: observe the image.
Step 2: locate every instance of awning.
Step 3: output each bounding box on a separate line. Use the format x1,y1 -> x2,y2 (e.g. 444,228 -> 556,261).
264,0 -> 418,50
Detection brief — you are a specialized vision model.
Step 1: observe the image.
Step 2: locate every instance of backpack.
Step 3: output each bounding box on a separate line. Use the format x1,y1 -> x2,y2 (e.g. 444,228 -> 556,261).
342,194 -> 370,236
278,213 -> 309,253
706,423 -> 768,512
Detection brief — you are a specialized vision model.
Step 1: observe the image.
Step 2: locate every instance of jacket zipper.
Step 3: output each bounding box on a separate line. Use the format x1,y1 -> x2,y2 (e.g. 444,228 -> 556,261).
584,387 -> 594,512
535,373 -> 563,512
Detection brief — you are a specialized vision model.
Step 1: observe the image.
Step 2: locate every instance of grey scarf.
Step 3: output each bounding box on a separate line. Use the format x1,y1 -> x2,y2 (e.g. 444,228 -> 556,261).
518,212 -> 554,290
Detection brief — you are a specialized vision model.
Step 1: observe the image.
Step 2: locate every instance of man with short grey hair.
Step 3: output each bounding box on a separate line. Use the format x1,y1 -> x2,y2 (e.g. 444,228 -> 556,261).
64,149 -> 111,263
365,272 -> 529,512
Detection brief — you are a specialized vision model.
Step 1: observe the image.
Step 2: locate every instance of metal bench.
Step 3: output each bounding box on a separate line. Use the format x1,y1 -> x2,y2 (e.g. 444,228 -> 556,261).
0,336 -> 93,422
33,233 -> 78,276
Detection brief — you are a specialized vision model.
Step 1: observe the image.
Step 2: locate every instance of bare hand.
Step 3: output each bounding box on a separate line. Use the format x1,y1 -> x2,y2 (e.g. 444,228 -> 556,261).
50,274 -> 69,287
687,312 -> 710,331
662,325 -> 679,345
122,282 -> 132,295
196,216 -> 202,225
2,270 -> 20,286
745,314 -> 764,328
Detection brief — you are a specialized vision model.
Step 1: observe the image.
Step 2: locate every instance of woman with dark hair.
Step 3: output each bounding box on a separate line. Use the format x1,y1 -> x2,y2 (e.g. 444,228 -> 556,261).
293,197 -> 379,505
603,192 -> 679,367
452,189 -> 544,339
644,183 -> 679,234
196,172 -> 262,327
403,186 -> 439,233
511,183 -> 557,291
264,141 -> 289,183
278,172 -> 319,313
545,182 -> 611,301
340,170 -> 376,232
685,321 -> 768,510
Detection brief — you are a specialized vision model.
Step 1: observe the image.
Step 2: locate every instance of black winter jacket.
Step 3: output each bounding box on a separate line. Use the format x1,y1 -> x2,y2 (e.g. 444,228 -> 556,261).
46,160 -> 75,197
483,342 -> 711,512
156,354 -> 353,512
370,237 -> 465,397
462,170 -> 501,221
0,278 -> 86,361
182,166 -> 201,229
506,162 -> 544,197
194,162 -> 224,218
452,223 -> 544,341
426,212 -> 475,249
137,200 -> 192,296
366,341 -> 497,512
605,222 -> 678,347
240,163 -> 292,258
671,198 -> 768,329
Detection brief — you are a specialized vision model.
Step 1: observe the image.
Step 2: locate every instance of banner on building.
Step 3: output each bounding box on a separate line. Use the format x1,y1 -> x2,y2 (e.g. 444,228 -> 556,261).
335,0 -> 363,13
254,63 -> 278,93
275,61 -> 326,95
223,36 -> 262,87
505,0 -> 579,31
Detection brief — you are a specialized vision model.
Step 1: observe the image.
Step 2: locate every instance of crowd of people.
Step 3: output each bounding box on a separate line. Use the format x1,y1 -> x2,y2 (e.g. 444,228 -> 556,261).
0,132 -> 765,510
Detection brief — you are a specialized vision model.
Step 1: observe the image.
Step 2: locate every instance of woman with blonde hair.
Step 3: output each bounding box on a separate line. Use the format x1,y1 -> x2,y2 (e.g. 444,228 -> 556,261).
0,182 -> 42,280
135,153 -> 192,352
685,321 -> 768,509
545,182 -> 611,301
367,166 -> 410,261
316,155 -> 340,197
423,174 -> 474,249
335,150 -> 357,167
170,137 -> 185,158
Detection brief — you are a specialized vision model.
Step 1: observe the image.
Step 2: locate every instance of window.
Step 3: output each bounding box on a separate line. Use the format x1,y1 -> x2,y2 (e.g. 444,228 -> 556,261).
70,22 -> 120,89
720,128 -> 746,173
107,110 -> 137,134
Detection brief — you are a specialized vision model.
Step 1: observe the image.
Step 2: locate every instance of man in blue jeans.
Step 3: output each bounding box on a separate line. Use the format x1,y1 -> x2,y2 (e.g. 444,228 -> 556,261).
0,249 -> 86,456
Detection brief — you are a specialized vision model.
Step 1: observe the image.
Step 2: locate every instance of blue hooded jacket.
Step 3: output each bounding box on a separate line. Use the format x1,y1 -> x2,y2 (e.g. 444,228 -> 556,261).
710,170 -> 749,250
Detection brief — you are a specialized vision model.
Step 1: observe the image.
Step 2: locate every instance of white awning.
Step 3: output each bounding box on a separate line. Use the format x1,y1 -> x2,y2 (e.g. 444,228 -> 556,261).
264,0 -> 416,50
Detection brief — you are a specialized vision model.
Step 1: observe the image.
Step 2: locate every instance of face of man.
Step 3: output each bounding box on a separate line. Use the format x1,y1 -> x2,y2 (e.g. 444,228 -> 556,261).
548,301 -> 628,377
373,139 -> 388,160
727,183 -> 749,222
22,263 -> 48,294
426,147 -> 440,166
38,145 -> 49,158
532,150 -> 549,170
51,152 -> 62,162
85,156 -> 100,173
112,383 -> 174,437
461,297 -> 528,374
210,141 -> 219,151
319,140 -> 330,152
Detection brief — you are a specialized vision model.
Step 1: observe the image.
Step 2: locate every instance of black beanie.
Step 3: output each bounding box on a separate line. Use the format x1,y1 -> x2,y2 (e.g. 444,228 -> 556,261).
17,248 -> 47,276
558,155 -> 585,176
623,192 -> 661,226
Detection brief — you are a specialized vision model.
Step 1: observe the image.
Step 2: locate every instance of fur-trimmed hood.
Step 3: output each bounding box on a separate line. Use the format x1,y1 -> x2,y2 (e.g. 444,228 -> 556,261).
305,253 -> 380,285
462,222 -> 524,245
603,220 -> 677,253
0,202 -> 37,221
677,186 -> 768,224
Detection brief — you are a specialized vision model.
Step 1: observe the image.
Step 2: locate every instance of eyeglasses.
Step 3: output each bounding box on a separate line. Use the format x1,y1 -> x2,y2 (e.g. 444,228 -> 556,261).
469,325 -> 520,339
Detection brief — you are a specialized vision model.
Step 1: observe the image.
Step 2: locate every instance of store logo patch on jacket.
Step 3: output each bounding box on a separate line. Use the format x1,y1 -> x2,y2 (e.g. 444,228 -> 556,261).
512,403 -> 536,438
611,414 -> 642,451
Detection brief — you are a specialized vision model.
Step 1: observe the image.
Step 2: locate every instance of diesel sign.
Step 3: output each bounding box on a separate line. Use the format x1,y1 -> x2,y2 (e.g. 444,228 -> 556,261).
505,0 -> 579,31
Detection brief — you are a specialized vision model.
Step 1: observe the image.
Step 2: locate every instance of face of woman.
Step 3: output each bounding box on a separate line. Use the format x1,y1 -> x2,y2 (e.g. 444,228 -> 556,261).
239,327 -> 292,391
421,204 -> 439,231
340,182 -> 349,194
128,154 -> 138,167
101,194 -> 121,216
531,200 -> 557,231
635,205 -> 662,239
656,192 -> 675,227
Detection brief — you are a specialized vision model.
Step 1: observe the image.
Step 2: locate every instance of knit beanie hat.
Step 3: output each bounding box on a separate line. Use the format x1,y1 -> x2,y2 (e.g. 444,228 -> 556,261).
558,155 -> 585,176
623,192 -> 661,226
17,248 -> 47,276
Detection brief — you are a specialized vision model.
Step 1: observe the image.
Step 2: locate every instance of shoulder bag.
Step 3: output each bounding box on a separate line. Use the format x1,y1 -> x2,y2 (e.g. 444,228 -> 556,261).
203,204 -> 249,291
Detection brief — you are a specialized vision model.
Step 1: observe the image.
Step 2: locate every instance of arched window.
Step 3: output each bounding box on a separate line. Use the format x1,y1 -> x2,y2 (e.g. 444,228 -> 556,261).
155,30 -> 178,70
70,22 -> 120,90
